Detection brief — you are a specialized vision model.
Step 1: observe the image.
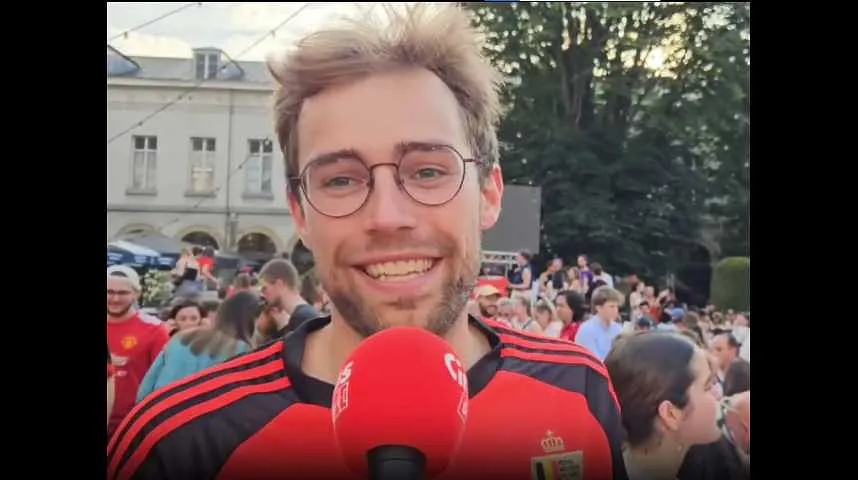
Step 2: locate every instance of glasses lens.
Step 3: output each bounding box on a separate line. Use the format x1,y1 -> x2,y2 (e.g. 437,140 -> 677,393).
399,147 -> 465,206
303,157 -> 371,217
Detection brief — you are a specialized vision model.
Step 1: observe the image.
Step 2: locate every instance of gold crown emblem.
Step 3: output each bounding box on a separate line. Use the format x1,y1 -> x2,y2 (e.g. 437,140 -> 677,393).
541,431 -> 565,453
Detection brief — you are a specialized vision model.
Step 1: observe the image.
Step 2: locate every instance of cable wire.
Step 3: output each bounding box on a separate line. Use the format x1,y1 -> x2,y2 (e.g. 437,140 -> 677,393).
108,3 -> 310,145
107,3 -> 202,42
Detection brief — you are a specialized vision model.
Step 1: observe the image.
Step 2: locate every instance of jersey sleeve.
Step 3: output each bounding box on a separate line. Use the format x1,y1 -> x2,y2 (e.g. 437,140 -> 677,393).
149,325 -> 171,364
585,366 -> 628,480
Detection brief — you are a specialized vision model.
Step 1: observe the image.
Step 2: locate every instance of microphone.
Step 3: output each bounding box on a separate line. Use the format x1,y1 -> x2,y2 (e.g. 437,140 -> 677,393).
331,327 -> 470,480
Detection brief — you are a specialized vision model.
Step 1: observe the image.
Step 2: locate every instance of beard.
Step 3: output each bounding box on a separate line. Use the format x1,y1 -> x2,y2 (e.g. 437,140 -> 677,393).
107,303 -> 133,318
323,226 -> 481,339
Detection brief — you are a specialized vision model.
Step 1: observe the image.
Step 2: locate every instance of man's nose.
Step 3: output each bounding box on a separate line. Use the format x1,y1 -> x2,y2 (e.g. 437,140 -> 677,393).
361,166 -> 418,233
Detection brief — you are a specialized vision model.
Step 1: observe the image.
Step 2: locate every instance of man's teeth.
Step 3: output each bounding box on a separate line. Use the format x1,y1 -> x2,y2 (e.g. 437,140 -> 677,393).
364,259 -> 434,280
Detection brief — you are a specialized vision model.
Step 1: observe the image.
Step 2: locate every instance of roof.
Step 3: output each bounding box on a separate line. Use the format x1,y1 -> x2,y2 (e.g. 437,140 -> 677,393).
107,45 -> 271,85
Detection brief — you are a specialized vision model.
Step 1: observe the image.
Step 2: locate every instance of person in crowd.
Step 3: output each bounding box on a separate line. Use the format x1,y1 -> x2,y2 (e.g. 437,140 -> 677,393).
575,287 -> 624,360
710,331 -> 740,384
565,266 -> 583,293
511,295 -> 538,332
163,298 -> 205,336
538,257 -> 566,301
507,249 -> 533,299
108,5 -> 626,479
106,265 -> 170,438
576,254 -> 594,291
258,258 -> 321,336
723,358 -> 750,397
172,247 -> 202,297
135,292 -> 258,403
633,316 -> 653,332
606,332 -> 722,480
534,298 -> 562,337
197,246 -> 219,291
300,271 -> 330,313
591,262 -> 614,288
226,272 -> 254,298
200,299 -> 220,327
628,281 -> 646,321
473,284 -> 502,322
555,289 -> 588,341
495,297 -> 515,328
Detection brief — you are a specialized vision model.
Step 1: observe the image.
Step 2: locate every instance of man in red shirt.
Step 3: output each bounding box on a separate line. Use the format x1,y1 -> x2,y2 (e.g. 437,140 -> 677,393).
107,5 -> 625,480
106,265 -> 169,438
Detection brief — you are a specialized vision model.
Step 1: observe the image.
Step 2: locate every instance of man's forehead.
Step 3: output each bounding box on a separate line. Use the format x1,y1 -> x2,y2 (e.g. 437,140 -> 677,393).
107,276 -> 133,289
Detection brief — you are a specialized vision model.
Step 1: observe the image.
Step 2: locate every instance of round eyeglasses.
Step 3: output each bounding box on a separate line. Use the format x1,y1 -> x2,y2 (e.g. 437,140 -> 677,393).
290,144 -> 482,218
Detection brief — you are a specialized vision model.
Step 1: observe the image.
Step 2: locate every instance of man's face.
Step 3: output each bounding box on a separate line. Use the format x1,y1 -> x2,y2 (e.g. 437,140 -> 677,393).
555,295 -> 572,323
710,334 -> 738,371
291,69 -> 503,337
174,306 -> 202,332
107,277 -> 137,317
259,277 -> 286,305
596,301 -> 620,322
576,256 -> 587,268
477,294 -> 500,318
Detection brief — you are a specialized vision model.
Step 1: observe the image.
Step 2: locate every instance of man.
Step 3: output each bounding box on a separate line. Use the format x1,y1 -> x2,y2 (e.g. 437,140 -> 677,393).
108,6 -> 625,480
711,331 -> 740,383
106,265 -> 169,438
474,284 -> 502,322
574,287 -> 624,361
255,258 -> 320,338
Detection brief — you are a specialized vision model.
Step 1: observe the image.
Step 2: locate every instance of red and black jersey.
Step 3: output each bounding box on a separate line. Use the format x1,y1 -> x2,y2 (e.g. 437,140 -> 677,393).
108,316 -> 627,480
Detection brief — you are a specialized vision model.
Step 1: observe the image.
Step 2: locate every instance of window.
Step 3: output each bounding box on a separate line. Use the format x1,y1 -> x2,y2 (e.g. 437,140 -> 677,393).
130,136 -> 157,191
245,139 -> 274,195
194,52 -> 219,80
189,137 -> 216,193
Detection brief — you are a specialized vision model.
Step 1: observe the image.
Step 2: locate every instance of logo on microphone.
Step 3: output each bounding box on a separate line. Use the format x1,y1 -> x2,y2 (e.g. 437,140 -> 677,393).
444,352 -> 468,392
332,361 -> 353,422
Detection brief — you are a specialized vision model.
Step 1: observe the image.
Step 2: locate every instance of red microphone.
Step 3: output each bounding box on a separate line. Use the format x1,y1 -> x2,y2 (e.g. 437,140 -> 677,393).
332,327 -> 469,480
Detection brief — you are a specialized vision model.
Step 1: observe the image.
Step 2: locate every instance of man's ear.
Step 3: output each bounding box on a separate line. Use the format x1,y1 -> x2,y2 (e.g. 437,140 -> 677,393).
480,164 -> 504,231
288,188 -> 311,251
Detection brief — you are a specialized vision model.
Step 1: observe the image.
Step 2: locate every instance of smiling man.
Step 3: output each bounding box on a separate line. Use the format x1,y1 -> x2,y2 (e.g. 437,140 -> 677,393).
107,5 -> 626,480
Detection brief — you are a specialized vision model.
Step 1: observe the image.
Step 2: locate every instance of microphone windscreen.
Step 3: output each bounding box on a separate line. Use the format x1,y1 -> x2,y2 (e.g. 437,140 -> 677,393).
331,327 -> 469,477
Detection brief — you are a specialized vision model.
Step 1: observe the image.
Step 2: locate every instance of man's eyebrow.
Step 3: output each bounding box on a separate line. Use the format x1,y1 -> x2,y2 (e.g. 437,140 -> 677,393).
303,140 -> 455,171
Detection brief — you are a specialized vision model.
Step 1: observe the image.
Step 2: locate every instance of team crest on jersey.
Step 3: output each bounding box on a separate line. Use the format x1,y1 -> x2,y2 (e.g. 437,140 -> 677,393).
530,451 -> 583,480
530,432 -> 582,480
121,335 -> 138,350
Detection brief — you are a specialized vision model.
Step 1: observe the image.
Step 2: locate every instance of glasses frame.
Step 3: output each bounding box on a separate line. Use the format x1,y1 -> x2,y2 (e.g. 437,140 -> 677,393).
288,144 -> 483,219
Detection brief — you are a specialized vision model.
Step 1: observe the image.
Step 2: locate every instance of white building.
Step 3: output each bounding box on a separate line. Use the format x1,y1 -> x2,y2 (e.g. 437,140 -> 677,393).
107,45 -> 297,257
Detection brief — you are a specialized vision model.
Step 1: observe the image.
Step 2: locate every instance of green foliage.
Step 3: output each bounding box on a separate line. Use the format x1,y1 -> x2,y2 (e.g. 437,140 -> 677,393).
141,270 -> 174,307
465,2 -> 750,280
709,256 -> 749,310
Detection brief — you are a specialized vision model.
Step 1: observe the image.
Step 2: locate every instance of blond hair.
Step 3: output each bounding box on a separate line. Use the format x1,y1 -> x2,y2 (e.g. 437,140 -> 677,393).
268,4 -> 503,184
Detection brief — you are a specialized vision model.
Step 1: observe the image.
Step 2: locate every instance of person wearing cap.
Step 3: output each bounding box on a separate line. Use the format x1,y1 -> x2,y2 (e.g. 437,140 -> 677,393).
472,284 -> 503,323
106,265 -> 170,438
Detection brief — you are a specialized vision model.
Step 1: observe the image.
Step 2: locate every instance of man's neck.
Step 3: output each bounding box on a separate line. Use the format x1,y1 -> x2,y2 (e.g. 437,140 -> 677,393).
107,309 -> 136,324
597,315 -> 612,327
303,310 -> 487,385
281,292 -> 307,316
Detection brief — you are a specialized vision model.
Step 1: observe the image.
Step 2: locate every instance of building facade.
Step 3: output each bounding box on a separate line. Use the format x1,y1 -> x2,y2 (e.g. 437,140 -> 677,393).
107,46 -> 296,256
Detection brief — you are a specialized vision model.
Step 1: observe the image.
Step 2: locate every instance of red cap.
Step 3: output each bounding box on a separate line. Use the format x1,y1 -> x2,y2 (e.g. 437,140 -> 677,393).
331,327 -> 469,478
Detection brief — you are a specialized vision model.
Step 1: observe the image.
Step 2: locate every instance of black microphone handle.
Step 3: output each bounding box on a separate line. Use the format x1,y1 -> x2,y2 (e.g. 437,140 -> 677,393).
367,445 -> 427,480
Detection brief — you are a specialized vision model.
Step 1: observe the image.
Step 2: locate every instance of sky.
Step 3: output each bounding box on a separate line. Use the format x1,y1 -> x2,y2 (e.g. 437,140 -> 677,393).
107,2 -> 370,62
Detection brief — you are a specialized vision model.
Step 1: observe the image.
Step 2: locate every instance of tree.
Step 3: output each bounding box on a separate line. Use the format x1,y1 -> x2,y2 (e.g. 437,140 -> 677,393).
466,2 -> 750,282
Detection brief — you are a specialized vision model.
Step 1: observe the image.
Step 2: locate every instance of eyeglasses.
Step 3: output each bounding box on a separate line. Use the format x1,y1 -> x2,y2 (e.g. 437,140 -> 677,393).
289,143 -> 482,218
107,289 -> 133,297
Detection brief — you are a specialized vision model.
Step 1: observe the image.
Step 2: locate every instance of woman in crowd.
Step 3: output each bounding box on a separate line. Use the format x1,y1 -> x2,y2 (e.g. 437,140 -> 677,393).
533,298 -> 560,337
135,291 -> 260,403
172,247 -> 202,297
164,299 -> 205,337
605,332 -> 721,480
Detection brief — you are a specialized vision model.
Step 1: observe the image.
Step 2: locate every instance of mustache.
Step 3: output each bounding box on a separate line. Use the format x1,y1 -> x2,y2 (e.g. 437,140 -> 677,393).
338,233 -> 456,261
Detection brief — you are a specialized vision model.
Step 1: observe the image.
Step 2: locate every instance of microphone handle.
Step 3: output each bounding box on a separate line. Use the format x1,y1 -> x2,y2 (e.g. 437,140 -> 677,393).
367,445 -> 427,480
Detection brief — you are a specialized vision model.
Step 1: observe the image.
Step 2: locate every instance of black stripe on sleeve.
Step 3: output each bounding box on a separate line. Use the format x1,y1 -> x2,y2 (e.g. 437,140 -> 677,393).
132,387 -> 301,480
584,367 -> 628,480
110,345 -> 283,456
111,369 -> 291,480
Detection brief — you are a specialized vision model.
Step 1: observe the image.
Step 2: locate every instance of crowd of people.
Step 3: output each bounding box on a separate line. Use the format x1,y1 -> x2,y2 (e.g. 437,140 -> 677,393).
107,4 -> 749,480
